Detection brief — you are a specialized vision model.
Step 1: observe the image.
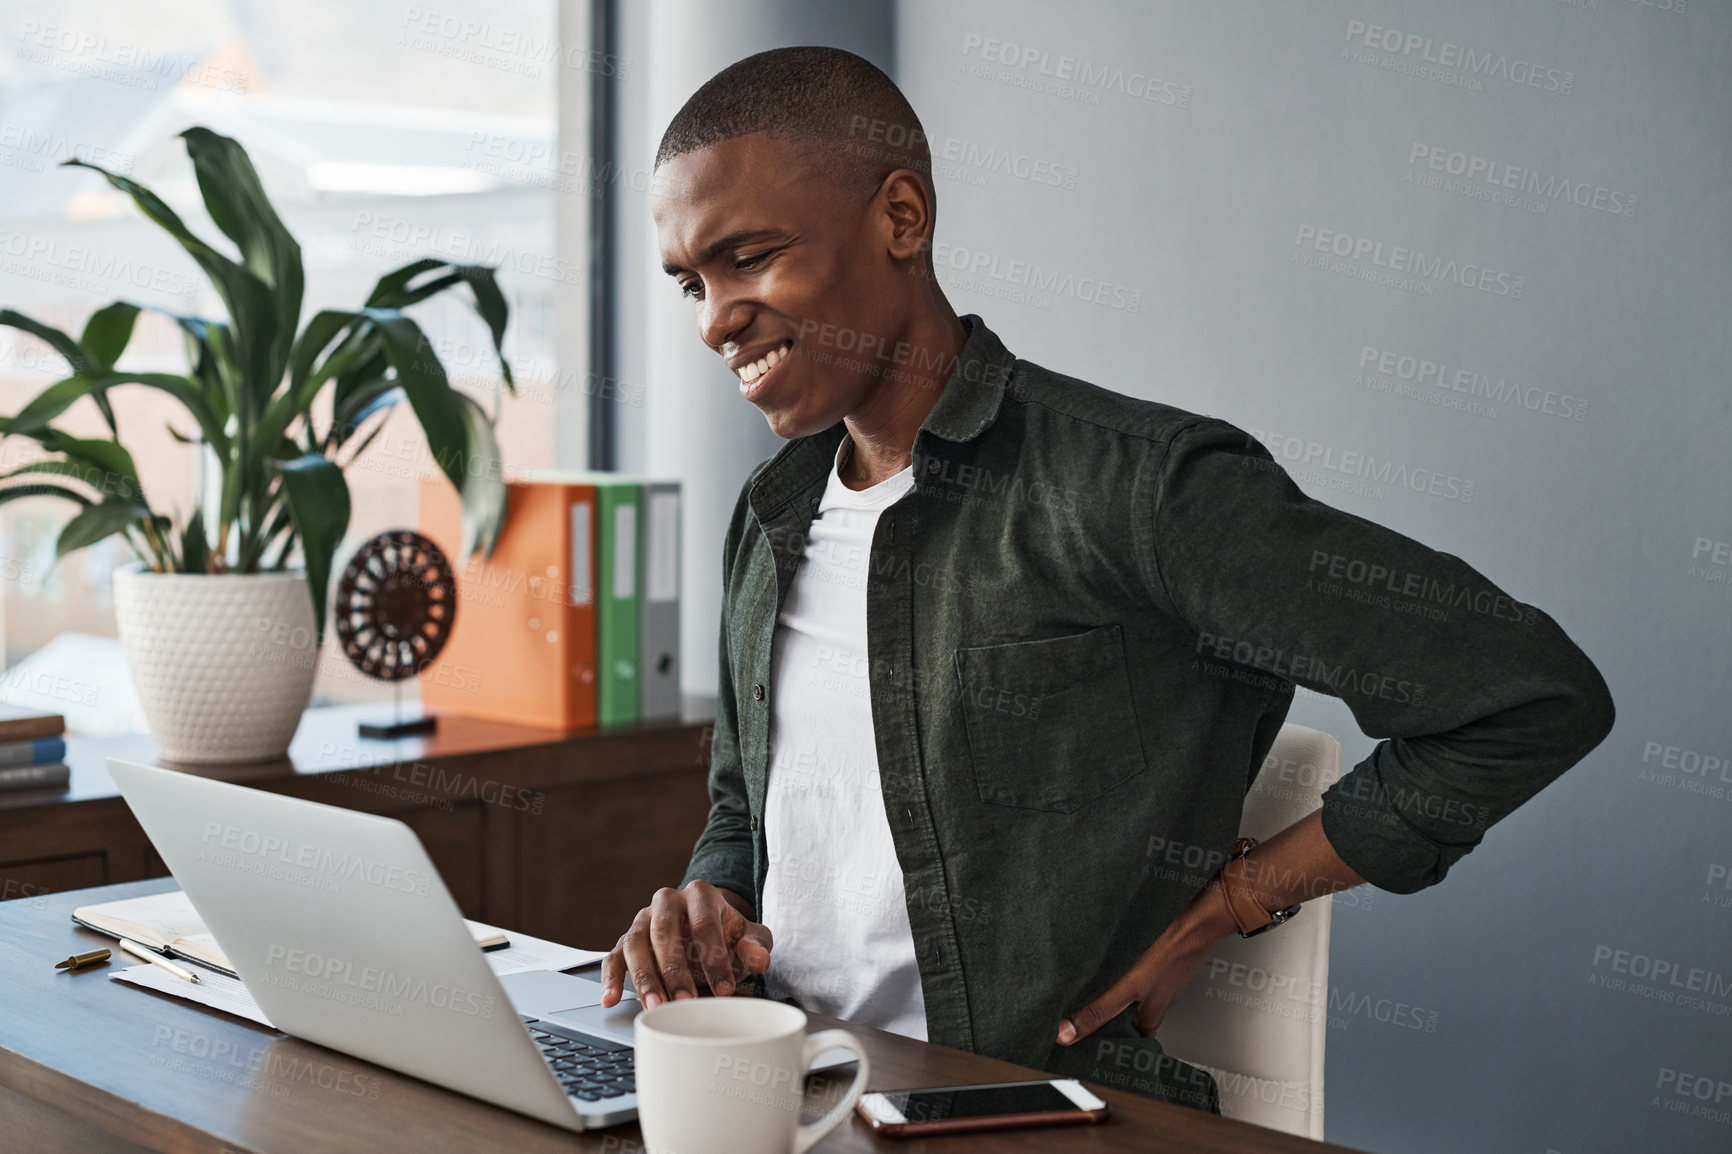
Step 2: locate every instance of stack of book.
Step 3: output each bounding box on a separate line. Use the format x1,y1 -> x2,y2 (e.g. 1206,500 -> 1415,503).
0,705 -> 69,792
419,474 -> 681,729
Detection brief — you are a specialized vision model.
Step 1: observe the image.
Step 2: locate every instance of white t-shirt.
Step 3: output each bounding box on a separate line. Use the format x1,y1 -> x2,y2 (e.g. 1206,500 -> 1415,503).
759,441 -> 928,1040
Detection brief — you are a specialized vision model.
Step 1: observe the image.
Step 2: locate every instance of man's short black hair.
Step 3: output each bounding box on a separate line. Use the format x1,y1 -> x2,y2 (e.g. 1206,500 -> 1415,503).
655,45 -> 932,196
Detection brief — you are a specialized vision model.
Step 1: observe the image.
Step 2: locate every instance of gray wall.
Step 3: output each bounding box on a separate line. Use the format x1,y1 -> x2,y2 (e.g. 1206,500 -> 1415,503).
613,0 -> 894,694
890,2 -> 1730,1152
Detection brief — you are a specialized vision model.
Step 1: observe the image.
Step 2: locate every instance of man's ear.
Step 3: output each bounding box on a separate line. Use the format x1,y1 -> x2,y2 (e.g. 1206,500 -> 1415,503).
878,169 -> 934,263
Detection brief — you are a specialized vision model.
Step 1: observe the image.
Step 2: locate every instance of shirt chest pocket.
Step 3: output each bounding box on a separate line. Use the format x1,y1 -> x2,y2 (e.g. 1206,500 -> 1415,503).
954,624 -> 1148,813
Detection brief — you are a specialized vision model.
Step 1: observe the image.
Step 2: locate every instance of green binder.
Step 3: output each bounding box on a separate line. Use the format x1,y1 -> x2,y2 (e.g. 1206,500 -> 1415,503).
593,480 -> 642,725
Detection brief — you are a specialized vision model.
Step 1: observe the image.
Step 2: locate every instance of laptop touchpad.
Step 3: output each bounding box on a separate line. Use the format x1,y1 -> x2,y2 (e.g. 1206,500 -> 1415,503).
544,1001 -> 641,1046
500,970 -> 607,1015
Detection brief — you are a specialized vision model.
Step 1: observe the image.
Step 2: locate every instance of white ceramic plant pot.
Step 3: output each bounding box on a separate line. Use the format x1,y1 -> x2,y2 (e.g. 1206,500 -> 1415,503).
112,567 -> 319,764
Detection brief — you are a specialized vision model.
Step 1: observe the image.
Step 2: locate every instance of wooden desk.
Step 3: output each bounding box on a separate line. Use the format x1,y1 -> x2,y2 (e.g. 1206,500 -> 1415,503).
2,880 -> 1368,1154
0,703 -> 716,949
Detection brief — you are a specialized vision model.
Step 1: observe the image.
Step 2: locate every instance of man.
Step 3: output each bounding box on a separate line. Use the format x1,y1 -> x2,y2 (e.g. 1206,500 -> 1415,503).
599,46 -> 1614,1111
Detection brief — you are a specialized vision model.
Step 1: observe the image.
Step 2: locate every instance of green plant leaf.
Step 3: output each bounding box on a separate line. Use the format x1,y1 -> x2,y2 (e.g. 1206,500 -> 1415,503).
1,375 -> 100,439
455,392 -> 506,559
254,311 -> 373,558
29,433 -> 143,502
330,351 -> 389,432
363,262 -> 514,391
141,307 -> 224,403
286,310 -> 359,400
179,128 -> 303,387
342,411 -> 392,463
269,310 -> 370,453
452,266 -> 514,391
0,309 -> 91,374
79,302 -> 141,369
145,513 -> 178,572
55,499 -> 150,560
0,481 -> 93,508
0,458 -> 111,490
332,381 -> 400,445
0,459 -> 150,555
0,371 -> 227,456
365,258 -> 447,308
275,453 -> 350,642
0,309 -> 117,433
73,302 -> 143,435
360,309 -> 467,490
200,318 -> 247,442
256,502 -> 293,554
60,155 -> 281,423
179,513 -> 210,574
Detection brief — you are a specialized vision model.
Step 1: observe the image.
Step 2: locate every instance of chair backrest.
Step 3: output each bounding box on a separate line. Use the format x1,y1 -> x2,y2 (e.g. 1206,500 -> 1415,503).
1156,722 -> 1342,1140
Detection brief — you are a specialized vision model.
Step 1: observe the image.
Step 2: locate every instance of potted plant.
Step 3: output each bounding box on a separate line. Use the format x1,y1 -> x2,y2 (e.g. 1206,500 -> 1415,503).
0,127 -> 513,763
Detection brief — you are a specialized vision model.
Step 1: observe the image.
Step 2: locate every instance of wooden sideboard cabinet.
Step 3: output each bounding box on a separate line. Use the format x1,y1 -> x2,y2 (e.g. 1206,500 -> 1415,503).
0,702 -> 717,950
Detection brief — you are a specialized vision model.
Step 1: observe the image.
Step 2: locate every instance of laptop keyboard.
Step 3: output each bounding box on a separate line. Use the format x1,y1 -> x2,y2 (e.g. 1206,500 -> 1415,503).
528,1026 -> 635,1102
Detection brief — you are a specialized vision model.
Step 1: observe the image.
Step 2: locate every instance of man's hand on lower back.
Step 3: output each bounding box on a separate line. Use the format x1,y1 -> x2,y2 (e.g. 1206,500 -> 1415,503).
1056,811 -> 1367,1045
599,880 -> 773,1009
1055,887 -> 1234,1046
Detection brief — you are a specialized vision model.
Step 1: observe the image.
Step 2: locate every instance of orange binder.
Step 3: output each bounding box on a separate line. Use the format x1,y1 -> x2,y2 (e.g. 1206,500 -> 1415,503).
418,478 -> 598,728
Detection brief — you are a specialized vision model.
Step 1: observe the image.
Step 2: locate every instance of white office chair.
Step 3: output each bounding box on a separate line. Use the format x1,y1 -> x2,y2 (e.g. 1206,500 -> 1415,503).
1157,722 -> 1342,1140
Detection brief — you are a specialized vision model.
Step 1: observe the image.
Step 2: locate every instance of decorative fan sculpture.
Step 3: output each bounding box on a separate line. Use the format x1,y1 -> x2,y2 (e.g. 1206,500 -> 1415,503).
334,530 -> 456,739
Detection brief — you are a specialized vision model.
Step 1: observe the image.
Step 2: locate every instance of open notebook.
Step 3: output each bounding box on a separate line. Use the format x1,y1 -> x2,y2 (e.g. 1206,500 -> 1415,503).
73,889 -> 511,979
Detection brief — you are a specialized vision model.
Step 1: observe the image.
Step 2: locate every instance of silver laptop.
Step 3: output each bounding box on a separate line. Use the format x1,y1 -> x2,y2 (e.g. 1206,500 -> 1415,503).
106,758 -> 643,1131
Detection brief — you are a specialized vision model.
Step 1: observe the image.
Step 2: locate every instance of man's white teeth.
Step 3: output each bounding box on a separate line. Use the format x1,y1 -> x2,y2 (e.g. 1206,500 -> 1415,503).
739,344 -> 789,383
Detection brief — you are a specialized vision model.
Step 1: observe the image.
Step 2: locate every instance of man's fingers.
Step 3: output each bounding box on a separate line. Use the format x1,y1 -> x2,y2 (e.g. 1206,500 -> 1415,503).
646,888 -> 699,1005
599,938 -> 628,1007
609,885 -> 771,1007
686,892 -> 736,996
1135,997 -> 1169,1038
621,906 -> 670,1009
734,921 -> 773,976
1057,968 -> 1147,1046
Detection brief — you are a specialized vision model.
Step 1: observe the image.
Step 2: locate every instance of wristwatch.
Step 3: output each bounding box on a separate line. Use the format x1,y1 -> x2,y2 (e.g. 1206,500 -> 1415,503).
1217,837 -> 1303,938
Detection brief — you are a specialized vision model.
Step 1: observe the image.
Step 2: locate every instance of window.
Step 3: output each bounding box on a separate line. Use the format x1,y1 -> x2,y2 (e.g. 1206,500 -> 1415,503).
0,0 -> 561,727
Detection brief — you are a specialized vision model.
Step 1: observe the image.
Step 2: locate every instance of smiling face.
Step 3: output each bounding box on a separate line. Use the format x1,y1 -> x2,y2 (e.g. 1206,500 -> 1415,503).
653,132 -> 931,440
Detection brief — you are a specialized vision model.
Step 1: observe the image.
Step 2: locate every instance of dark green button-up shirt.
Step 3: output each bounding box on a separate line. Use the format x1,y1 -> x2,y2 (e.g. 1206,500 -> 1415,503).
682,315 -> 1614,1110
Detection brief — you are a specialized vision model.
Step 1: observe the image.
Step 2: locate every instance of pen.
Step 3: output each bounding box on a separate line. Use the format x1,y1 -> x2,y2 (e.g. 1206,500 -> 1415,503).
118,938 -> 201,984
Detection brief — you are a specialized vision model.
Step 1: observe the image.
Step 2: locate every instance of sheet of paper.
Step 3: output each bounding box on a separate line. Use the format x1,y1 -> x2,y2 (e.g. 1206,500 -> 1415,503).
465,921 -> 608,975
160,915 -> 604,979
111,963 -> 276,1028
110,935 -> 607,1027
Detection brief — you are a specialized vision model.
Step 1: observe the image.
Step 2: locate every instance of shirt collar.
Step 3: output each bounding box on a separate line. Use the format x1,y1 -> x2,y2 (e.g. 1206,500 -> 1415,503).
748,314 -> 1015,519
916,314 -> 1016,445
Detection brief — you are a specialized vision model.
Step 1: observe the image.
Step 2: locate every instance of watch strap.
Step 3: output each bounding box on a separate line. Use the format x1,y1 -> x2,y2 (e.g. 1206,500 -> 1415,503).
1217,837 -> 1302,938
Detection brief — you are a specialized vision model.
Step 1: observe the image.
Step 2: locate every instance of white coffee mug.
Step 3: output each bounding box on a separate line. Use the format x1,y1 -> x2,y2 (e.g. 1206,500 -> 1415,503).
633,997 -> 869,1154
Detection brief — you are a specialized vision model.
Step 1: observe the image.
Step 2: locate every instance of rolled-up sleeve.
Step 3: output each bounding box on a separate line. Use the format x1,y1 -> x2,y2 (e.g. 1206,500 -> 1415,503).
1147,417 -> 1615,894
679,480 -> 758,905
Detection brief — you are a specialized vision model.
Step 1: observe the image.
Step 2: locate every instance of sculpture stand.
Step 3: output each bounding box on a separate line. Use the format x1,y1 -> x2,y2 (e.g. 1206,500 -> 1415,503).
359,681 -> 438,740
